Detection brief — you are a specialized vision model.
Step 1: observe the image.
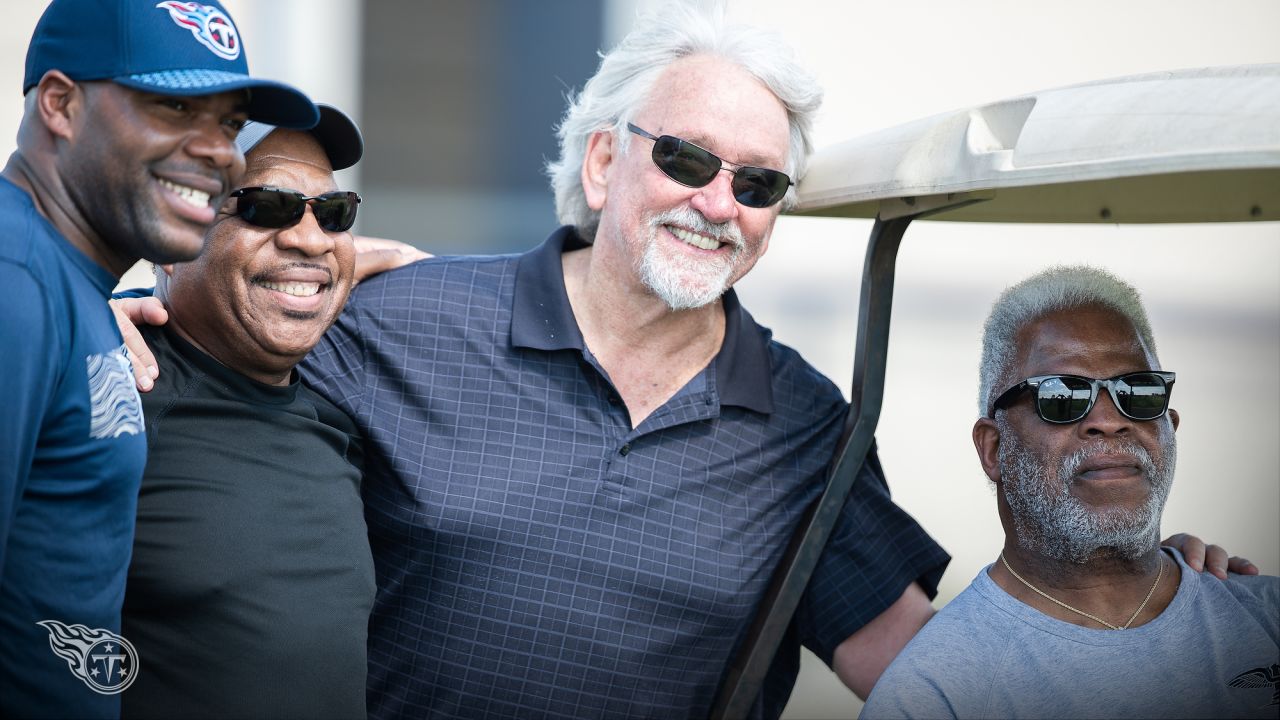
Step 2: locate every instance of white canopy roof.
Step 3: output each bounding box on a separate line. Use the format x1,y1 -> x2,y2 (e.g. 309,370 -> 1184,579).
794,64 -> 1280,223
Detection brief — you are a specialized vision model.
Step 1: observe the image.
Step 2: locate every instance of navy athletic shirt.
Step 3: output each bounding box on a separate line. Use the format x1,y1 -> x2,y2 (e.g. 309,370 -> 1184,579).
0,176 -> 147,718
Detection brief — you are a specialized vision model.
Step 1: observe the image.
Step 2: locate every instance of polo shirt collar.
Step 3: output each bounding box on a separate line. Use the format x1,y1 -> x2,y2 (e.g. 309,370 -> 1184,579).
511,226 -> 774,414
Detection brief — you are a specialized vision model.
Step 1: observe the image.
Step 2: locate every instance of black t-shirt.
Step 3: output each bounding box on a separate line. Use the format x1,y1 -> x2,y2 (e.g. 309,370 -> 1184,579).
122,325 -> 375,720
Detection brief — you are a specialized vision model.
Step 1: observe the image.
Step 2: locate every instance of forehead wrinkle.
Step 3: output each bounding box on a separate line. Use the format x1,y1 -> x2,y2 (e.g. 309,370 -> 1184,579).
242,156 -> 338,195
677,129 -> 785,171
242,129 -> 335,188
1015,308 -> 1158,380
645,55 -> 789,171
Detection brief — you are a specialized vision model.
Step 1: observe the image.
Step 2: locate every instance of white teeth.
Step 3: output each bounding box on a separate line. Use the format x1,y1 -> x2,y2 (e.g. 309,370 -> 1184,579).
260,281 -> 321,297
158,178 -> 211,209
668,225 -> 720,251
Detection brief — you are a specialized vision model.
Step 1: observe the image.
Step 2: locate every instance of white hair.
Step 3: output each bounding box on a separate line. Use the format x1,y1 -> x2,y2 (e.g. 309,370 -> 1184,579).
545,1 -> 823,241
978,265 -> 1158,416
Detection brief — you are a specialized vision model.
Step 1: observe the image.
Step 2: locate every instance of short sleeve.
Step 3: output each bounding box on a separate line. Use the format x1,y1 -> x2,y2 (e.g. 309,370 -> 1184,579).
794,440 -> 950,665
0,262 -> 56,575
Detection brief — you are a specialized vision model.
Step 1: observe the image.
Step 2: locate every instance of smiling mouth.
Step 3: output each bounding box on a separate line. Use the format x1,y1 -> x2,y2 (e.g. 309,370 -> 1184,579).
667,225 -> 723,251
259,280 -> 324,297
158,178 -> 211,209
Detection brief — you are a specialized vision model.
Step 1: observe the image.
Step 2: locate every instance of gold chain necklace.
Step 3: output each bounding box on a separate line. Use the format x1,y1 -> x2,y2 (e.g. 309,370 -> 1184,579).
999,552 -> 1164,630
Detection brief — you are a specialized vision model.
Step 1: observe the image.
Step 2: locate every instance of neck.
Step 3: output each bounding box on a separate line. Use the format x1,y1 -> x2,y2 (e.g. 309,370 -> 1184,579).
2,151 -> 133,277
993,541 -> 1178,630
165,316 -> 296,388
562,245 -> 726,427
564,245 -> 724,346
1006,542 -> 1163,583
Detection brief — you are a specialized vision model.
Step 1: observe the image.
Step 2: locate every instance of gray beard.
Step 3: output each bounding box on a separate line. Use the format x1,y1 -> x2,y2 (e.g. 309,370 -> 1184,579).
996,416 -> 1176,563
639,207 -> 743,311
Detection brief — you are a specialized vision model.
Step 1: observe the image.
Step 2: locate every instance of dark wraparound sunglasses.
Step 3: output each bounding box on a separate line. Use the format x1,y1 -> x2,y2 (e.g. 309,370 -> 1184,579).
626,123 -> 793,209
230,186 -> 361,232
990,371 -> 1176,424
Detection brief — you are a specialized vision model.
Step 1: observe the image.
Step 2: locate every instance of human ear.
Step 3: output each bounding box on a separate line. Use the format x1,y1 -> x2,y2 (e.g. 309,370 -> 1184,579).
581,130 -> 614,212
973,417 -> 1002,483
34,70 -> 81,141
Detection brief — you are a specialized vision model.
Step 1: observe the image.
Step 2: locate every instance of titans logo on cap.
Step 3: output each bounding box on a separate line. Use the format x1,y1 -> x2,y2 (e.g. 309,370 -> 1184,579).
155,1 -> 240,61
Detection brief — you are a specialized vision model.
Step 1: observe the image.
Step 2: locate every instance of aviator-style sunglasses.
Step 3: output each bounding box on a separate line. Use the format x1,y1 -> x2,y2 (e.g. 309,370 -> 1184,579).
989,371 -> 1177,424
626,123 -> 793,209
230,186 -> 361,233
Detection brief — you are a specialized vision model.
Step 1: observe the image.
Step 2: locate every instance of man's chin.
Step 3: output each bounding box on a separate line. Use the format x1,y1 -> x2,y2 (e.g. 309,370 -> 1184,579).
643,269 -> 732,311
136,229 -> 205,266
1056,524 -> 1163,563
654,286 -> 725,312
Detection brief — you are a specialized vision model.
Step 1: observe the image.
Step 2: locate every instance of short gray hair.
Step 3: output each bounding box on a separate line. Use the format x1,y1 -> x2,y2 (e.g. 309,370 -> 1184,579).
545,1 -> 823,241
978,265 -> 1158,416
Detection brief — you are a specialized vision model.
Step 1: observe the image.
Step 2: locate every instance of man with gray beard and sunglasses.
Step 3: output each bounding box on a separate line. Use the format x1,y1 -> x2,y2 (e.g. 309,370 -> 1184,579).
861,266 -> 1279,719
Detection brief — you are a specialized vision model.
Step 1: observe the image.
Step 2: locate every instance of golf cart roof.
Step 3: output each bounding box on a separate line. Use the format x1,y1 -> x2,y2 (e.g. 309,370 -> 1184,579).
793,63 -> 1280,223
715,63 -> 1280,720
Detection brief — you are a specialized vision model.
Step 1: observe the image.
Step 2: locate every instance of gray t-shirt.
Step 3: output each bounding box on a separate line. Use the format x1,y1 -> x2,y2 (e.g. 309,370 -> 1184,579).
861,549 -> 1279,719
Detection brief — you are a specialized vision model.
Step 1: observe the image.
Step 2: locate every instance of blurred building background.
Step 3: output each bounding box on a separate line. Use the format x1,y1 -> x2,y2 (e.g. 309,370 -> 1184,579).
3,2 -> 1277,718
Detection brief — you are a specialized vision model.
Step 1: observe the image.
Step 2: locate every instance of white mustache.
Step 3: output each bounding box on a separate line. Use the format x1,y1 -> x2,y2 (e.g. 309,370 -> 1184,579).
1060,440 -> 1157,482
647,206 -> 744,249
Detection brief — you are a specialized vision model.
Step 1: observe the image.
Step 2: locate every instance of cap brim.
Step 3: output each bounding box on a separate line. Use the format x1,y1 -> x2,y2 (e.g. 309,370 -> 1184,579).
235,104 -> 364,171
113,69 -> 319,129
307,105 -> 364,171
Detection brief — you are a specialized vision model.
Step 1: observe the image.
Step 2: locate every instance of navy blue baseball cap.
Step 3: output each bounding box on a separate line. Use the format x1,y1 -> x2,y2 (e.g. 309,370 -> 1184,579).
23,0 -> 319,129
235,104 -> 364,171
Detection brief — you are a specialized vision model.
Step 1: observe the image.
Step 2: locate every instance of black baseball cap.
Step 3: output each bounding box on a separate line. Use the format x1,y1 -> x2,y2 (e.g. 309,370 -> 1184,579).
24,0 -> 318,129
235,104 -> 364,171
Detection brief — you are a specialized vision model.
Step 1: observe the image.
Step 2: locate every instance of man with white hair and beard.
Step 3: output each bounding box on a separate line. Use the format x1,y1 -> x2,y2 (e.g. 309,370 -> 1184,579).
298,5 -> 956,717
861,265 -> 1279,719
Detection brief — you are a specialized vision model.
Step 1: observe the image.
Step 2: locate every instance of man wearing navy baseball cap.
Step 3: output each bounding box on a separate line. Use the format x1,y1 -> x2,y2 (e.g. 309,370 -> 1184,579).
0,1 -> 316,717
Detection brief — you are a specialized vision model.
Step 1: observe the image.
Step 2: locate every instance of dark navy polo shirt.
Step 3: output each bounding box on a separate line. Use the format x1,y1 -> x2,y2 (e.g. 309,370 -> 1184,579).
301,227 -> 948,720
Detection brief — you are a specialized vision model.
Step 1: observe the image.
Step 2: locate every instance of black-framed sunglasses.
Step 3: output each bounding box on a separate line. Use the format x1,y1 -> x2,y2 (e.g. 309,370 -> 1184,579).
625,123 -> 793,209
990,371 -> 1177,424
229,186 -> 361,232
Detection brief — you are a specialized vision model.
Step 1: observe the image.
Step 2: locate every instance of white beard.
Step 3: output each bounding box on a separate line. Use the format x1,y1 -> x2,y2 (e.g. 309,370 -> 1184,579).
638,206 -> 744,311
997,416 -> 1177,563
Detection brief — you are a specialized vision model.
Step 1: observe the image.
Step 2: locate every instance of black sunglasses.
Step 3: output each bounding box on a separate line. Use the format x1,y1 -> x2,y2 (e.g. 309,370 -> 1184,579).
626,123 -> 793,209
990,371 -> 1177,424
229,186 -> 361,232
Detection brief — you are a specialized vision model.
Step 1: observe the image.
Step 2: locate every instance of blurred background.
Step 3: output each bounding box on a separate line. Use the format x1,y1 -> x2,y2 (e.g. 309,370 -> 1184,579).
3,2 -> 1276,717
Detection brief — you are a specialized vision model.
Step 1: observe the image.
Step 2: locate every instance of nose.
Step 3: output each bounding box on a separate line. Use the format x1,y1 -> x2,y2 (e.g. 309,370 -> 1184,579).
184,116 -> 242,174
275,205 -> 337,257
689,168 -> 739,224
1079,388 -> 1131,437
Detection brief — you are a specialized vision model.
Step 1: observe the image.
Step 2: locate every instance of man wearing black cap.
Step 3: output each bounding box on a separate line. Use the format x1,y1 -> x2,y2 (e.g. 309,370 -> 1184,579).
0,0 -> 315,716
119,105 -> 374,719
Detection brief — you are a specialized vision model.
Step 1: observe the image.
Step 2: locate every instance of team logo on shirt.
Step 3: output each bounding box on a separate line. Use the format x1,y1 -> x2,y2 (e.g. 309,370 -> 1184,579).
37,620 -> 140,694
1228,663 -> 1280,707
86,345 -> 144,439
155,1 -> 241,61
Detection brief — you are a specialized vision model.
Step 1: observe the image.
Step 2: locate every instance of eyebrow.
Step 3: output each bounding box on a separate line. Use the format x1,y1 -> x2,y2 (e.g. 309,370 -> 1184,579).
681,130 -> 786,170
